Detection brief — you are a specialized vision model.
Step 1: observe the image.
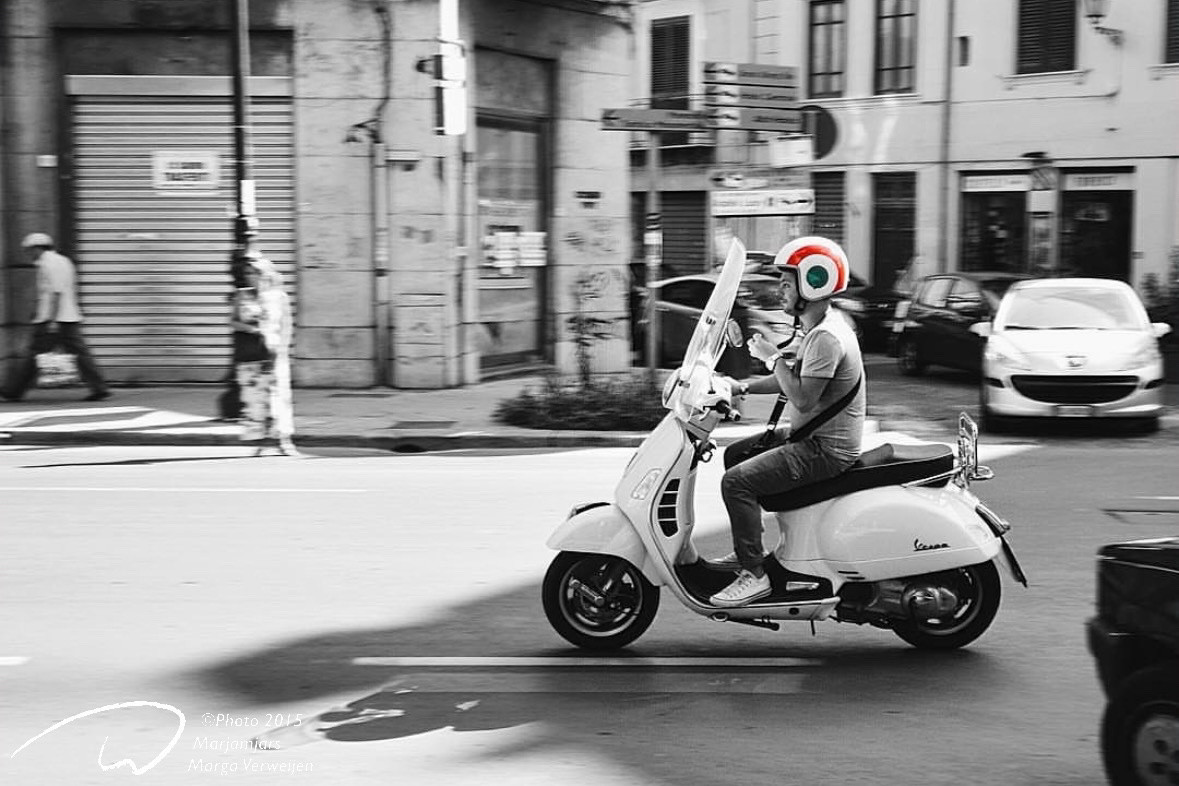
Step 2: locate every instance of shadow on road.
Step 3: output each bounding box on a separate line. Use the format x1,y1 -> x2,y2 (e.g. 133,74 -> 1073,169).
195,578 -> 1007,760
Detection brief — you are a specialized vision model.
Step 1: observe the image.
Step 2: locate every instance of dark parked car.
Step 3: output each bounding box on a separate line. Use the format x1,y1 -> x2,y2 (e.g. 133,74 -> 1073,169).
832,274 -> 908,353
639,271 -> 794,378
1088,536 -> 1179,785
894,271 -> 1032,376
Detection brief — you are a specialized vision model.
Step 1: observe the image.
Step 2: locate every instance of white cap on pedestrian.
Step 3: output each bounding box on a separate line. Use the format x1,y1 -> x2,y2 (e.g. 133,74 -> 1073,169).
21,232 -> 54,248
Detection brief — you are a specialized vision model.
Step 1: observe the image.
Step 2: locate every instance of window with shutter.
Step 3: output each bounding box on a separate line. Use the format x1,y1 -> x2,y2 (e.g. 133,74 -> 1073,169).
875,0 -> 917,94
651,16 -> 690,145
1016,0 -> 1076,74
809,1 -> 846,98
812,172 -> 846,245
1167,0 -> 1179,63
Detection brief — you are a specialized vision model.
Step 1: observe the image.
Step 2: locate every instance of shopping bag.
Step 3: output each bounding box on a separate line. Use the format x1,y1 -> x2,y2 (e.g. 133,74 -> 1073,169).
35,350 -> 80,388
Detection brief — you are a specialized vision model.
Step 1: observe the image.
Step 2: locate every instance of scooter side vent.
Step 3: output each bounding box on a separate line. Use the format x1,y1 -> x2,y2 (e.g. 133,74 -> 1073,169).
657,480 -> 680,536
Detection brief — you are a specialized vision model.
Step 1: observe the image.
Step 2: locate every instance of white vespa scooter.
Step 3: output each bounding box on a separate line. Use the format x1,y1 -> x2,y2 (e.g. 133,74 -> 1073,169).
543,237 -> 1027,651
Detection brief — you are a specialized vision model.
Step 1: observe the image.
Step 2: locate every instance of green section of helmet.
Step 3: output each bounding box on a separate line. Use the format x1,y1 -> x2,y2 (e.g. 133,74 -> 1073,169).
806,266 -> 829,290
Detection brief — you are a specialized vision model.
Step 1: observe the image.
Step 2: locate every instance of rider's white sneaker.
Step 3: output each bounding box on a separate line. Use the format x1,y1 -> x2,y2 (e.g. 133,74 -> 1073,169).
710,570 -> 772,607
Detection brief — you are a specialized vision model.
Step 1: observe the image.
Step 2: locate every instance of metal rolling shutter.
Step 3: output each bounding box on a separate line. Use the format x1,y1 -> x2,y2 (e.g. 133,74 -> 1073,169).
661,191 -> 707,277
71,92 -> 294,383
812,172 -> 846,244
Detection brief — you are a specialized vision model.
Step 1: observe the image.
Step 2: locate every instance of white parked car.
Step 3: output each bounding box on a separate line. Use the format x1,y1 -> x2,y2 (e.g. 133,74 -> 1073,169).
971,278 -> 1171,432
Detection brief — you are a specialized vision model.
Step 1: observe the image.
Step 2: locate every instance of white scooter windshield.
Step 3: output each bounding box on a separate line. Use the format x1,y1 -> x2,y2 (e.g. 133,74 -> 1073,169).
663,237 -> 746,415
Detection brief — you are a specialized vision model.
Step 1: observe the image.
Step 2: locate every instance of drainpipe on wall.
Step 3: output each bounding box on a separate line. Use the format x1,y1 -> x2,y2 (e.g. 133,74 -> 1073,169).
371,0 -> 393,386
937,0 -> 956,274
373,139 -> 391,386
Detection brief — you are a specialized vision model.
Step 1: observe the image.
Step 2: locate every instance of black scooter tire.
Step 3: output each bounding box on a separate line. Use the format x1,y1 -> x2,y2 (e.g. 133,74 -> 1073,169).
891,561 -> 1001,650
543,551 -> 659,651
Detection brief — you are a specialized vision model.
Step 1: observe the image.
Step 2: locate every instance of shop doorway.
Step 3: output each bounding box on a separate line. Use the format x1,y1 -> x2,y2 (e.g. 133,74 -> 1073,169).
1059,190 -> 1132,280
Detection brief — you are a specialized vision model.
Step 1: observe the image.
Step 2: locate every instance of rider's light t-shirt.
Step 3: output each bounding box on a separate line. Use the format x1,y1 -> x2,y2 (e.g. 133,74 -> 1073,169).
786,309 -> 865,465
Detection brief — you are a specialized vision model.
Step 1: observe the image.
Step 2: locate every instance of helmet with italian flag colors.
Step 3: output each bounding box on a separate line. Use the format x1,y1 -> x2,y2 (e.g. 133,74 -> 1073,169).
772,236 -> 850,302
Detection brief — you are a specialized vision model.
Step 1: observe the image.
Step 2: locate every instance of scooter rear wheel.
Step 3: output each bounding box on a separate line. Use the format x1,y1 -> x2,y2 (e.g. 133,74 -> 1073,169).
543,551 -> 659,651
890,561 -> 1001,650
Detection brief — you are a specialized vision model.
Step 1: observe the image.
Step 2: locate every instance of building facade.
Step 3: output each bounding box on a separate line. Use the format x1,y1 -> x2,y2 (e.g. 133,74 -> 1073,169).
629,0 -> 1179,296
0,0 -> 635,389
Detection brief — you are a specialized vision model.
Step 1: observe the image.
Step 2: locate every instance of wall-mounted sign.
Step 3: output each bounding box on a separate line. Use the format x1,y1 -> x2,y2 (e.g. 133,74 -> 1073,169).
711,189 -> 815,217
152,151 -> 220,192
1064,172 -> 1133,191
961,174 -> 1029,192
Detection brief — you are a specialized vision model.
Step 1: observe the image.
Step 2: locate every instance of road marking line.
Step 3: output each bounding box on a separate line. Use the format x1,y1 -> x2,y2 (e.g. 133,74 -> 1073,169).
340,672 -> 807,694
0,656 -> 30,666
0,487 -> 367,493
353,656 -> 819,668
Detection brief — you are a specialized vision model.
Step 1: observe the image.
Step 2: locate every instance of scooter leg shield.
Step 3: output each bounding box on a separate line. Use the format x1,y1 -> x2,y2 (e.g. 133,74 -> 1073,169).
547,504 -> 664,586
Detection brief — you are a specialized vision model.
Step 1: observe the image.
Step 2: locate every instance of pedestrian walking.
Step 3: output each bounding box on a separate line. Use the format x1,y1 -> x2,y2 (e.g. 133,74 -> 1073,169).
230,253 -> 297,456
1,233 -> 109,403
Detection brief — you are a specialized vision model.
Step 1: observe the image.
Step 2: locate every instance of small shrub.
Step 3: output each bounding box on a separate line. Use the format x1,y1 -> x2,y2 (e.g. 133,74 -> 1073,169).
1141,246 -> 1179,348
494,373 -> 667,431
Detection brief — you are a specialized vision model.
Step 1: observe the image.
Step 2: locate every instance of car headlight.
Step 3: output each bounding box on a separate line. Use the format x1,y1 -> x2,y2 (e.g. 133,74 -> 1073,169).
1114,339 -> 1162,371
985,336 -> 1032,371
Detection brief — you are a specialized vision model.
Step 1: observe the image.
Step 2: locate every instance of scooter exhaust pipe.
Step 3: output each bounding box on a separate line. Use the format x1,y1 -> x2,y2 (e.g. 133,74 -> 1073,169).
710,611 -> 730,622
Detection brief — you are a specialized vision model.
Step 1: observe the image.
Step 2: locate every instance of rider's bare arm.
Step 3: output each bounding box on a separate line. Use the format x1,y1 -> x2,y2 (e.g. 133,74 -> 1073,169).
774,364 -> 828,412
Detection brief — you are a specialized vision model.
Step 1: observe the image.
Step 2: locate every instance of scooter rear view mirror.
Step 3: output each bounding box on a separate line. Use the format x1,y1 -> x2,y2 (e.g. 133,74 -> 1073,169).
724,319 -> 744,348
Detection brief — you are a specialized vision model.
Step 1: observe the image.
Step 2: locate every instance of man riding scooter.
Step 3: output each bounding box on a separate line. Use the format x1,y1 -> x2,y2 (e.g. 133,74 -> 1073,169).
709,236 -> 866,608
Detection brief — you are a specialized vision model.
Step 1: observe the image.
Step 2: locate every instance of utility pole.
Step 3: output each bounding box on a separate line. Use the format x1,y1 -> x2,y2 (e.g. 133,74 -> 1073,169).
224,0 -> 257,413
229,0 -> 256,276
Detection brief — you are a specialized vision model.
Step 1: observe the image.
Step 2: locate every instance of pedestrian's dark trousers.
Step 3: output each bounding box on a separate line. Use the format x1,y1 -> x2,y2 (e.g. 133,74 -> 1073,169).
720,430 -> 851,573
2,322 -> 107,399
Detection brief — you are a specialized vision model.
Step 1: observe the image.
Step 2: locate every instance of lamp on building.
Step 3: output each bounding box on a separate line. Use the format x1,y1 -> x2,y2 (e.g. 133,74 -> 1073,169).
1082,0 -> 1124,45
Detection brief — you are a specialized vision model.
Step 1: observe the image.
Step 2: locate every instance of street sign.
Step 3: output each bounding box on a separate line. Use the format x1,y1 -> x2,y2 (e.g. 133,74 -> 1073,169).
704,83 -> 798,108
703,62 -> 798,88
711,189 -> 815,217
708,167 -> 809,190
601,108 -> 710,132
707,107 -> 802,132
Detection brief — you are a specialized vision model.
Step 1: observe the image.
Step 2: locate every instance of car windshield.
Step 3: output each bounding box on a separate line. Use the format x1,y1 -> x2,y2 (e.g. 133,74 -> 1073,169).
998,287 -> 1146,330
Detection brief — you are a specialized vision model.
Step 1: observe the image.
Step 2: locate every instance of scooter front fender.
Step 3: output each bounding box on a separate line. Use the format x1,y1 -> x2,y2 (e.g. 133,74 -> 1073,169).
546,503 -> 665,586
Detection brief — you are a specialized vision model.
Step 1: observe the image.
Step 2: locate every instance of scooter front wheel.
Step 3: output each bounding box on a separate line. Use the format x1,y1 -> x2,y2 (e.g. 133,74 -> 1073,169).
543,551 -> 659,651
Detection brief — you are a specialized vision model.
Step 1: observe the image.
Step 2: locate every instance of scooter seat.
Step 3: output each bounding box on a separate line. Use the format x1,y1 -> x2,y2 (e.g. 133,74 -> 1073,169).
758,442 -> 954,512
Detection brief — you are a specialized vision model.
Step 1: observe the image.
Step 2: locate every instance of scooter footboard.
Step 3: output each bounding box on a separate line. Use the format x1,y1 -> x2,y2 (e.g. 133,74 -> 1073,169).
546,503 -> 666,586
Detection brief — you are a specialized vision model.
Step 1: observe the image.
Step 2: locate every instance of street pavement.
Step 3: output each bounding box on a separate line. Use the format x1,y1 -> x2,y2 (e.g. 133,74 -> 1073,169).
1,355 -> 1175,449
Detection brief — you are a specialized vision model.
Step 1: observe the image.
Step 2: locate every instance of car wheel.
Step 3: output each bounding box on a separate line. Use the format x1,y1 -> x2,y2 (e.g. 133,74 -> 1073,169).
1102,661 -> 1179,786
896,336 -> 926,376
978,386 -> 1004,434
1138,416 -> 1160,435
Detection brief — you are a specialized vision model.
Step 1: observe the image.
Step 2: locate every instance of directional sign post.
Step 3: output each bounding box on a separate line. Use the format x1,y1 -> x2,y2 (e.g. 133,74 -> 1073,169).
600,108 -> 710,132
704,62 -> 800,132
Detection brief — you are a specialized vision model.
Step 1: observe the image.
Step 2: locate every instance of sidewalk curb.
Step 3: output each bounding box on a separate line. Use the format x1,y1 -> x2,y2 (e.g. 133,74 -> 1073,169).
0,420 -> 885,451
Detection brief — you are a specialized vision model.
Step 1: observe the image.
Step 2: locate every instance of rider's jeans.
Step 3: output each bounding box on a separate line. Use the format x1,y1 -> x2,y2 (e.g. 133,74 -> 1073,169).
720,431 -> 852,574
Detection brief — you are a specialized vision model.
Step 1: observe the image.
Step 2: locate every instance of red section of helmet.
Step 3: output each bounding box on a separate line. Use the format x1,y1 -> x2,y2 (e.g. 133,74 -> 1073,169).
783,243 -> 847,292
